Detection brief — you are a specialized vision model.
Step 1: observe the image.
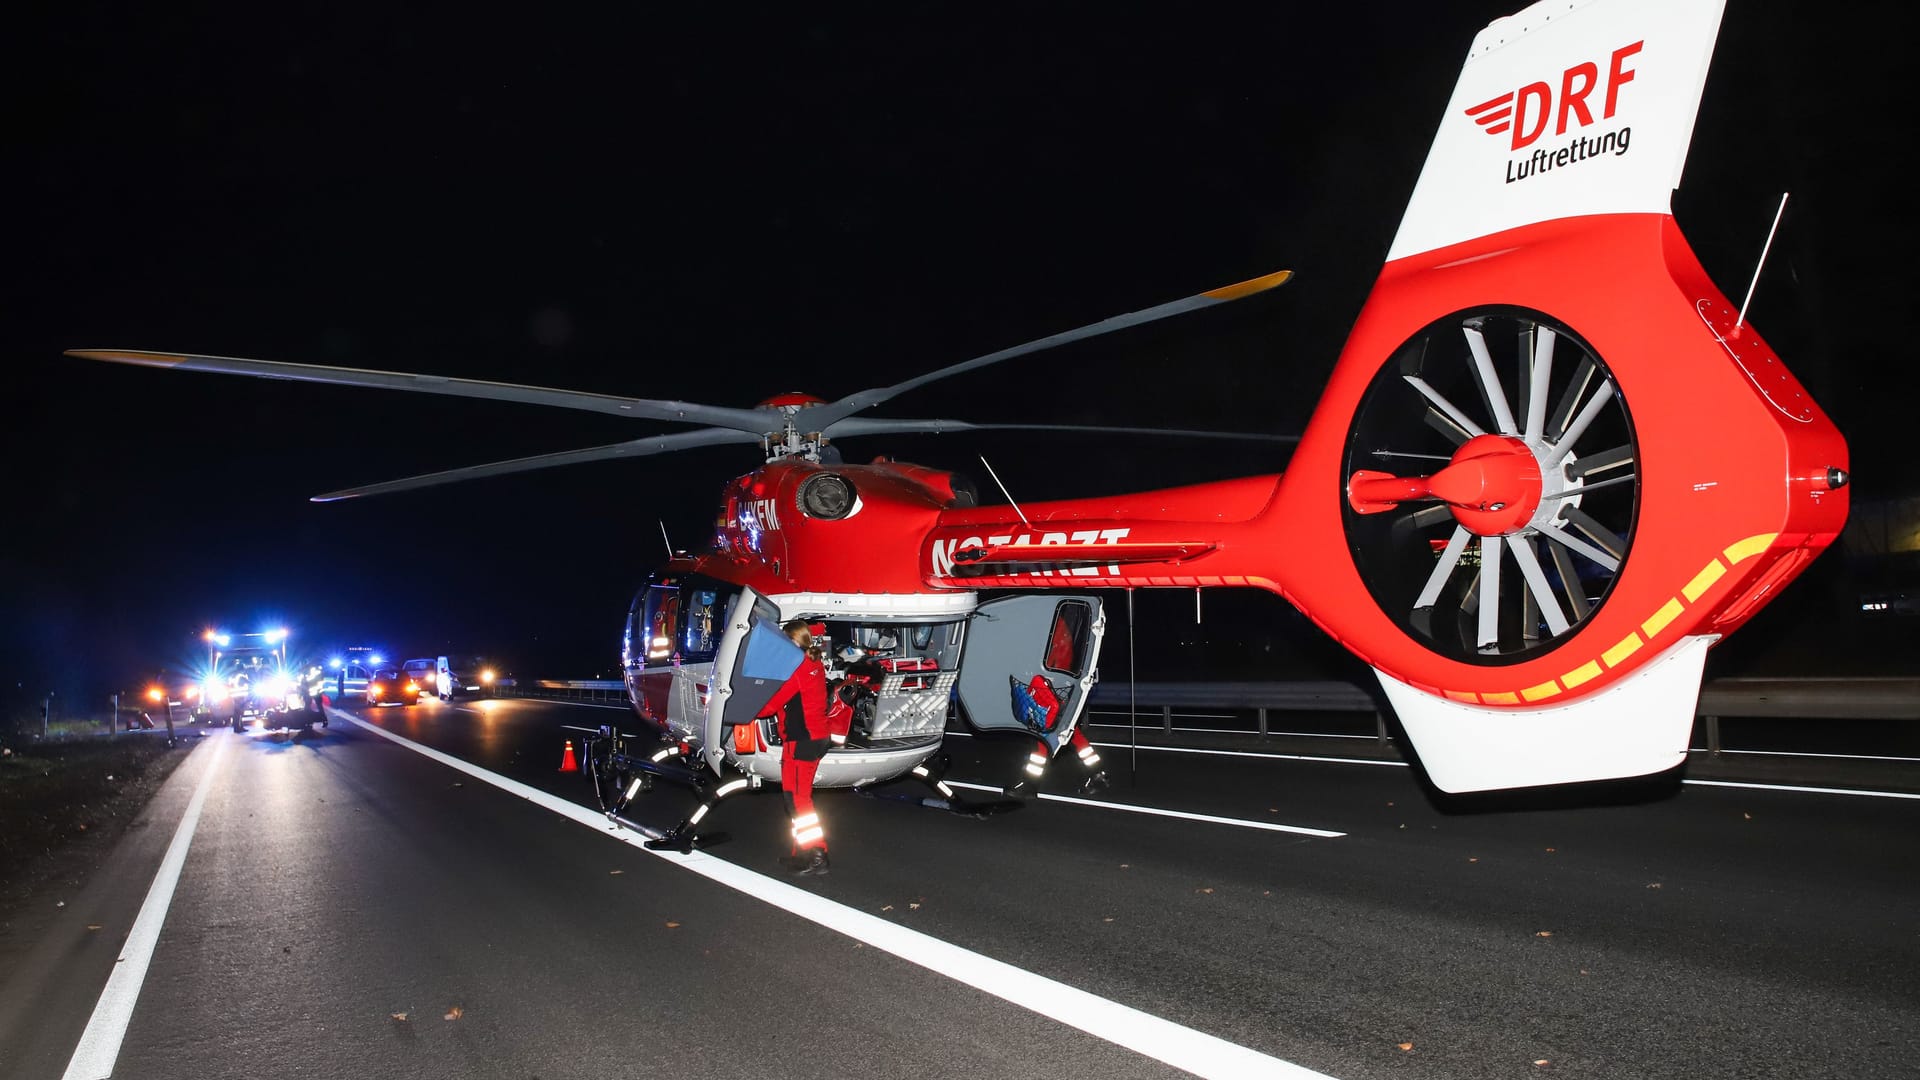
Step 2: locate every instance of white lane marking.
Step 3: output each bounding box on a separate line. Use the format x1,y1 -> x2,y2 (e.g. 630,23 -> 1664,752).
341,714 -> 1334,1080
62,735 -> 231,1080
1090,722 -> 1379,741
1693,749 -> 1920,764
1683,779 -> 1920,801
945,781 -> 1346,838
1082,744 -> 1920,800
1094,742 -> 1409,768
1088,710 -> 1242,720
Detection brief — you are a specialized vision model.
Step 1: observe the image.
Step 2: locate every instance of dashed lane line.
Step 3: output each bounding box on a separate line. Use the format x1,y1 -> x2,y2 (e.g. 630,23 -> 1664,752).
943,780 -> 1346,837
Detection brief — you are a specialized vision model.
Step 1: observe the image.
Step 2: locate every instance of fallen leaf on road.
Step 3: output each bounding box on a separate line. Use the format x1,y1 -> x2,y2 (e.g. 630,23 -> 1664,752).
909,902 -> 921,910
86,924 -> 102,931
882,905 -> 893,911
1743,812 -> 1752,820
391,1012 -> 409,1022
1545,847 -> 1556,853
609,870 -> 623,875
665,921 -> 680,929
1646,882 -> 1662,889
1469,857 -> 1479,863
1533,1060 -> 1551,1068
1398,1042 -> 1414,1052
55,901 -> 65,909
444,1007 -> 463,1021
1535,931 -> 1553,937
1103,917 -> 1114,923
1198,887 -> 1214,894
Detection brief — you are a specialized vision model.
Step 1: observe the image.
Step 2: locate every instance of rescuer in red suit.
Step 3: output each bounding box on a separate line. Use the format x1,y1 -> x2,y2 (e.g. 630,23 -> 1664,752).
761,620 -> 834,876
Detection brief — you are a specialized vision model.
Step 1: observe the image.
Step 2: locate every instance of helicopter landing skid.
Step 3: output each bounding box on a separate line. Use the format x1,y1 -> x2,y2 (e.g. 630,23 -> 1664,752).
852,756 -> 1020,819
612,772 -> 758,853
852,785 -> 1024,818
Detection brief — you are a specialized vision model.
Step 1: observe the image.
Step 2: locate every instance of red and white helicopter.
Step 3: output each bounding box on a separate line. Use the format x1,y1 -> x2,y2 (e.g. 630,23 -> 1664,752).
75,0 -> 1846,832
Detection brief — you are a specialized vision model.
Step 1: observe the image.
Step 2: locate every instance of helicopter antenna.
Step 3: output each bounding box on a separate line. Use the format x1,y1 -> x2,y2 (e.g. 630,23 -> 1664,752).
978,455 -> 1032,530
1734,192 -> 1789,334
659,520 -> 674,558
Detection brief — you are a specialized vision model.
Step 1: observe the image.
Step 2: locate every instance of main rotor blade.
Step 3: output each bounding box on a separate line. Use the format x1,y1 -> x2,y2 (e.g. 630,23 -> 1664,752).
804,268 -> 1293,427
822,417 -> 1298,442
68,349 -> 780,433
310,428 -> 763,502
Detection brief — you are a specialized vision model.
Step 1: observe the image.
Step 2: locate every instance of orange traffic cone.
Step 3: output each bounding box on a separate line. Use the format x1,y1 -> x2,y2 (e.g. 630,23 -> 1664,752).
559,740 -> 579,773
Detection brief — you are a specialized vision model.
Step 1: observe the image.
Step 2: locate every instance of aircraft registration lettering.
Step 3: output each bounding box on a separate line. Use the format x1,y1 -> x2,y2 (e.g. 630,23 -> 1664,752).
746,498 -> 781,531
929,527 -> 1130,578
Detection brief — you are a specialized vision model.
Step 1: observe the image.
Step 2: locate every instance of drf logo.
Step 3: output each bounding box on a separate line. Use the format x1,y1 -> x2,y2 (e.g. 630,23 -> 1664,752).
1466,41 -> 1642,150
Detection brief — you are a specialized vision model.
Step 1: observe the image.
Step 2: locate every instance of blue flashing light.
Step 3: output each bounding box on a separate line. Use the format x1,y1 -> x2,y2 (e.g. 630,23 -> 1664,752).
329,657 -> 344,669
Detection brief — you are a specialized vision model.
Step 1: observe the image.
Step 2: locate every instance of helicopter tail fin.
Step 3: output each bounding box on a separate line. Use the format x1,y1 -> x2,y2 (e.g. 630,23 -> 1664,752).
1387,0 -> 1726,262
1258,0 -> 1848,793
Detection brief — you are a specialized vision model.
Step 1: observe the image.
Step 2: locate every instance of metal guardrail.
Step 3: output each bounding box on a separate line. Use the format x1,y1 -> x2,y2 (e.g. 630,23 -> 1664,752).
503,675 -> 1920,755
502,678 -> 628,705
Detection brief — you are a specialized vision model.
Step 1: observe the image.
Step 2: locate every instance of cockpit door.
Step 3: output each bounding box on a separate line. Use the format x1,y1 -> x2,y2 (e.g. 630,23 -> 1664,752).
703,590 -> 789,768
955,595 -> 1106,744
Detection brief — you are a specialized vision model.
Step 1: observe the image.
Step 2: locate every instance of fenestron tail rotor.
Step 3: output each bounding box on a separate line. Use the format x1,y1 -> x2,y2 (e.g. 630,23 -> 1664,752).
69,264 -> 1294,500
1340,308 -> 1639,663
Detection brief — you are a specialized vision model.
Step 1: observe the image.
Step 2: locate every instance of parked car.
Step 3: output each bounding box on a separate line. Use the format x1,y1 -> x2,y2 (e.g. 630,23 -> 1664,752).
366,667 -> 425,706
435,655 -> 498,700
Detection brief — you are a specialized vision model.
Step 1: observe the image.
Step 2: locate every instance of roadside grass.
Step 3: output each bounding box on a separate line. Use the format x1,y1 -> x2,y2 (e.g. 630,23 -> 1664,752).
0,734 -> 194,893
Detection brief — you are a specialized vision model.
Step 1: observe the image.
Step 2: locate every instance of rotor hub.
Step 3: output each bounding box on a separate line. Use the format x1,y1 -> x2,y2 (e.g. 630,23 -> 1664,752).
1348,433 -> 1541,535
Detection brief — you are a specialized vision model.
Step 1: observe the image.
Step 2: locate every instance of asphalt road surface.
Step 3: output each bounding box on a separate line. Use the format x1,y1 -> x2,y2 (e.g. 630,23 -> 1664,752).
3,694 -> 1915,1079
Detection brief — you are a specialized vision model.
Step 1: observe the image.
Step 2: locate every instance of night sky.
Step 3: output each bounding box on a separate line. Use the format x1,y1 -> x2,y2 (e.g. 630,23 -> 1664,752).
7,2 -> 1908,714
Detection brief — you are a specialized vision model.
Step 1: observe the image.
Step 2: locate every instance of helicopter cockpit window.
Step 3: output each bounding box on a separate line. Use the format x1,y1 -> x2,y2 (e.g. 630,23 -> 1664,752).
641,582 -> 680,664
678,585 -> 735,664
1043,601 -> 1093,678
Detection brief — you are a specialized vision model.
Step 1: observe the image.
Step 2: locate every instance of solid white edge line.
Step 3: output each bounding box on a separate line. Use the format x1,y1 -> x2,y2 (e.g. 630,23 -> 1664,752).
61,735 -> 230,1080
1682,779 -> 1920,801
944,781 -> 1346,838
338,712 -> 1335,1080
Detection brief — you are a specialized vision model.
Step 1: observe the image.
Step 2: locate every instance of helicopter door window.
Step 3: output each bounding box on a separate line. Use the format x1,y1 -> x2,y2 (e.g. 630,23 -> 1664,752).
1043,600 -> 1093,677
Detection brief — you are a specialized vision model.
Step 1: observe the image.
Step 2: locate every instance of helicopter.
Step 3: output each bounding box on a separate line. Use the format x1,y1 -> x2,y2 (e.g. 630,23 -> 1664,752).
73,0 -> 1847,839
